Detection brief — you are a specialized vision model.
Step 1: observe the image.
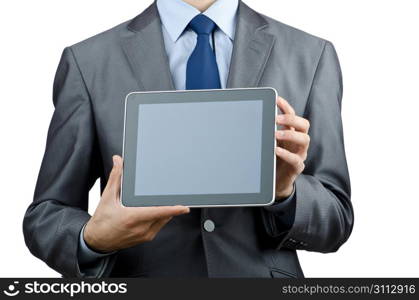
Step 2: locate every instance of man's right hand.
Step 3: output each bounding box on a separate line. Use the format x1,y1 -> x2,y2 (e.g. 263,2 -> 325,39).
84,155 -> 190,253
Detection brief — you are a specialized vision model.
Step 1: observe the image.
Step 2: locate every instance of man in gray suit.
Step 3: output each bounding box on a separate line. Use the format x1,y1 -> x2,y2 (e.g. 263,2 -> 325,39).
23,0 -> 353,278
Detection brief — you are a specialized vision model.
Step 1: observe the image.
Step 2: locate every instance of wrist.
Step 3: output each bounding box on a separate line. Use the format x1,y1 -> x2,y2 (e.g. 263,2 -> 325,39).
83,220 -> 111,253
275,184 -> 294,201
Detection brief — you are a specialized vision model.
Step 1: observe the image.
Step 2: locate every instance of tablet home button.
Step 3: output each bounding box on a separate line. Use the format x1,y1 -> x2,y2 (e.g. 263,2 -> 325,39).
203,220 -> 215,232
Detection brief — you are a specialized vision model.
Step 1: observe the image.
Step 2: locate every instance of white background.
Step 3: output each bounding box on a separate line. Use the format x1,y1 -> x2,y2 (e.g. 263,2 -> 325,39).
0,0 -> 418,277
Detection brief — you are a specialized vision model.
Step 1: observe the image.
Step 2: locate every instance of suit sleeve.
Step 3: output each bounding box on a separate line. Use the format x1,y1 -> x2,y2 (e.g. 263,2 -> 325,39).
262,41 -> 354,253
22,47 -> 113,277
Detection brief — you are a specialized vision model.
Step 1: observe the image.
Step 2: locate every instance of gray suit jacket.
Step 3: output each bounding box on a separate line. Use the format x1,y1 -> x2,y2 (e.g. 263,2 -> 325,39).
23,1 -> 353,278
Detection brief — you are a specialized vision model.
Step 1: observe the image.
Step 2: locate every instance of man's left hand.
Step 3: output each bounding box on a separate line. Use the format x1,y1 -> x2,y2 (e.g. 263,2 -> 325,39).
275,96 -> 310,200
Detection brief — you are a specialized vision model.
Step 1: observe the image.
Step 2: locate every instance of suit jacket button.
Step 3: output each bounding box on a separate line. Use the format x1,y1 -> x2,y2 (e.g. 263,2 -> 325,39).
203,219 -> 215,232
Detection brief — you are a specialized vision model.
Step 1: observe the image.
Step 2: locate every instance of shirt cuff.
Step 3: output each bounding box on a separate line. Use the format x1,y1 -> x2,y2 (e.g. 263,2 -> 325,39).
77,223 -> 117,278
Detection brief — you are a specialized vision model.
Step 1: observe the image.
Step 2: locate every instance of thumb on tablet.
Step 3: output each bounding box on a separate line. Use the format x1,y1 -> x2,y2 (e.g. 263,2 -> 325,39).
105,155 -> 123,198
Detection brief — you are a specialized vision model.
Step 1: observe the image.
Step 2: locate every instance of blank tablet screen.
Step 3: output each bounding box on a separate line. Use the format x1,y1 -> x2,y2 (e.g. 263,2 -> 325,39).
134,100 -> 263,196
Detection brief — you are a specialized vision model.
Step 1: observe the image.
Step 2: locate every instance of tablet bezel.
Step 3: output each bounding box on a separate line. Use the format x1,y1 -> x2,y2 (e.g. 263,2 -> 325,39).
121,88 -> 277,207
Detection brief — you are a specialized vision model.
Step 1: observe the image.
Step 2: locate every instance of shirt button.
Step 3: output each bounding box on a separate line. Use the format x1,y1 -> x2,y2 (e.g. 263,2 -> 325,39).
203,219 -> 215,232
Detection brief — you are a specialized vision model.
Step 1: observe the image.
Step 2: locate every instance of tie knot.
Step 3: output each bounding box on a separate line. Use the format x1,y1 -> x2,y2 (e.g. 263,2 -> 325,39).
188,14 -> 216,35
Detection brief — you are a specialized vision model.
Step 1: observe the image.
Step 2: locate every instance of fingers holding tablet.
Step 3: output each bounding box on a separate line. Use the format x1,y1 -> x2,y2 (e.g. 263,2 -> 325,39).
83,155 -> 190,253
274,96 -> 311,199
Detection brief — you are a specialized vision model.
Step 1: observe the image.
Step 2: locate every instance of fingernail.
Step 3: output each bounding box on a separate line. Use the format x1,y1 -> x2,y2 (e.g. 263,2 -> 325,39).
112,156 -> 118,166
180,207 -> 190,214
277,130 -> 285,137
277,114 -> 284,121
176,205 -> 190,213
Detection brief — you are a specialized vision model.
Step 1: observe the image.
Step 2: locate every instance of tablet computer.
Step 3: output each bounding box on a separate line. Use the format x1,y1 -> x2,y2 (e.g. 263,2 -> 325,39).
121,88 -> 277,207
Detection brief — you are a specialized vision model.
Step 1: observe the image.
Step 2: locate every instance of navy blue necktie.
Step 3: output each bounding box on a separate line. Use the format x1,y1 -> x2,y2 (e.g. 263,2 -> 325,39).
186,14 -> 221,90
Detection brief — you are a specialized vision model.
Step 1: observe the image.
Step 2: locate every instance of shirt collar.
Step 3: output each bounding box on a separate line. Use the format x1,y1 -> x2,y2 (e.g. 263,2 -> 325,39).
156,0 -> 238,42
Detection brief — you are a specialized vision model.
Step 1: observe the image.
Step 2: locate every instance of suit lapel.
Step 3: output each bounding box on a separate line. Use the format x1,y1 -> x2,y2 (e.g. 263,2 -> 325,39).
122,3 -> 175,91
121,1 -> 274,90
227,1 -> 275,88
